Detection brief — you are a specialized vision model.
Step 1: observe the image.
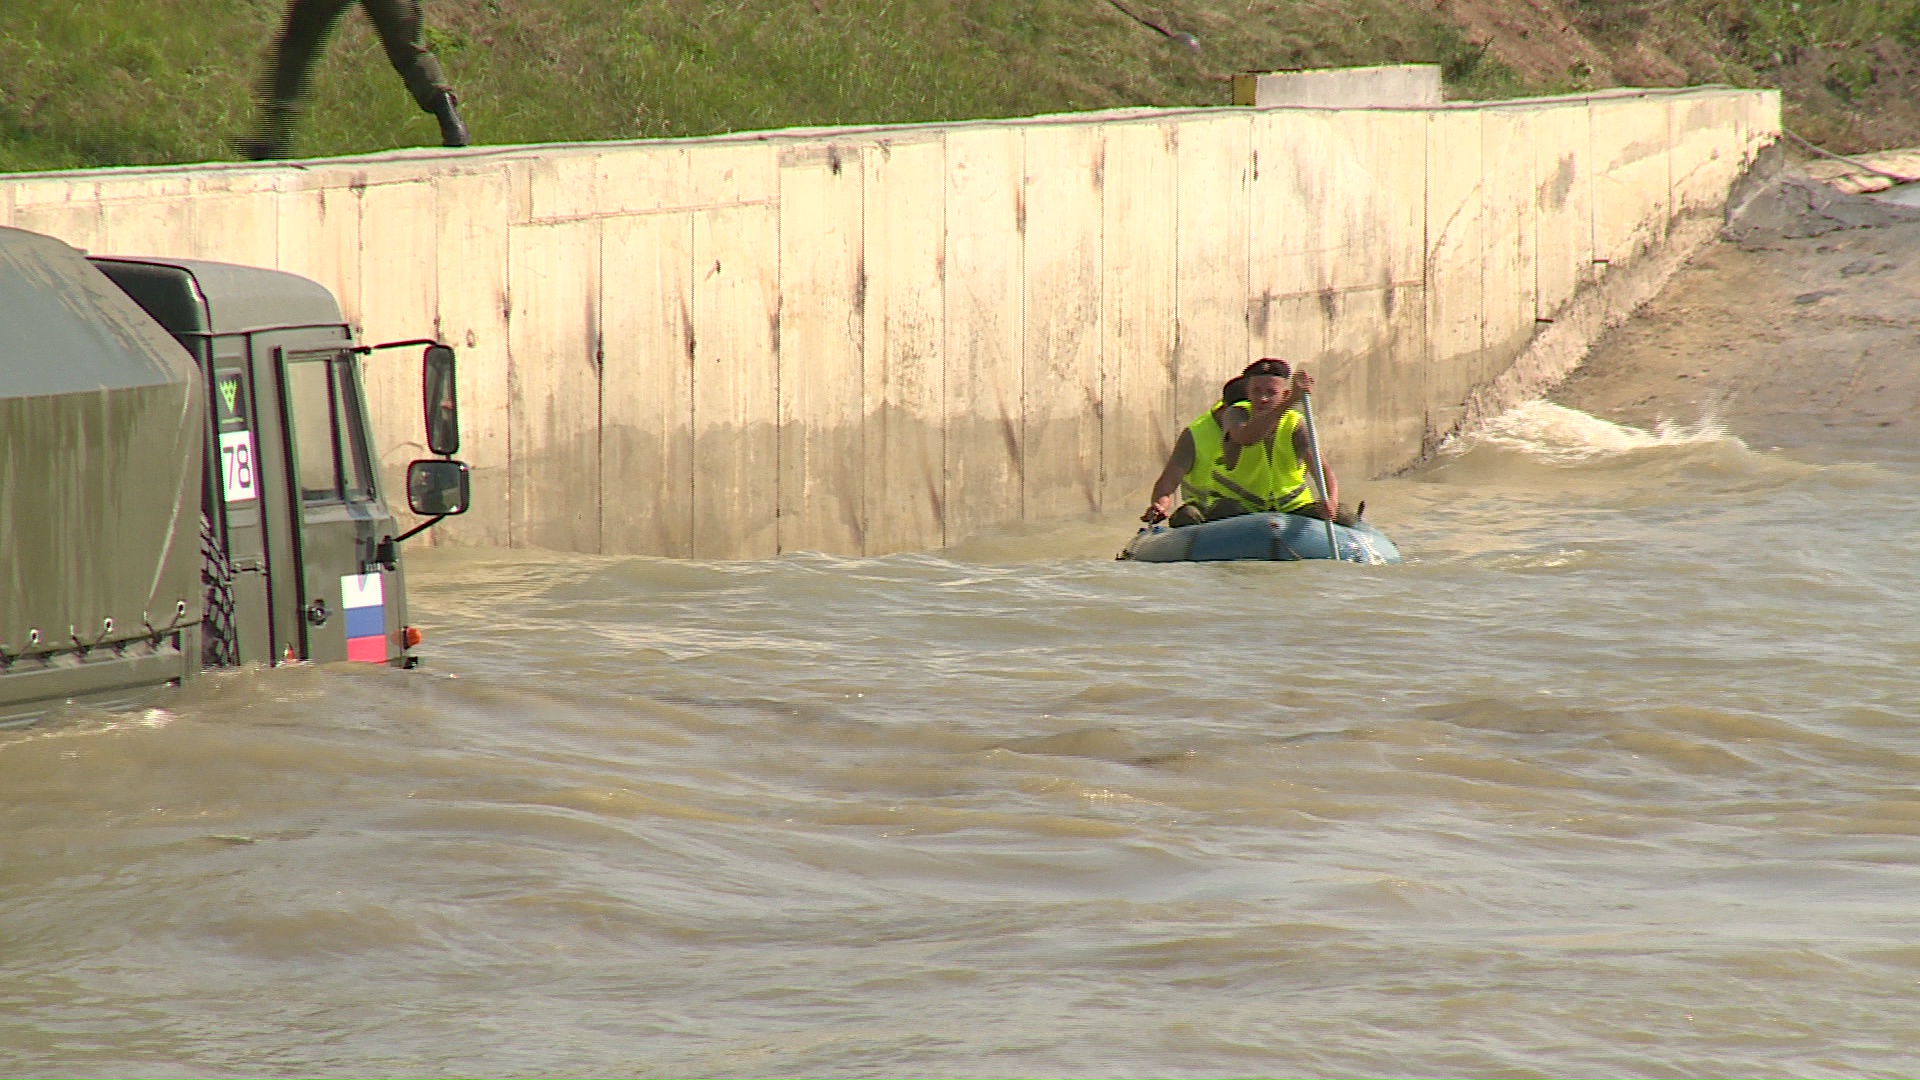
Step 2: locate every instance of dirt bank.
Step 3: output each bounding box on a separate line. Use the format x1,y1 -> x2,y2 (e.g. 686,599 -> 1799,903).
1552,171 -> 1920,464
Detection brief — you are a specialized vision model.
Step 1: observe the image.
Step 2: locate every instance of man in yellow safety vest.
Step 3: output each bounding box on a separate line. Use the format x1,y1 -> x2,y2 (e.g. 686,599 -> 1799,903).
1142,357 -> 1347,528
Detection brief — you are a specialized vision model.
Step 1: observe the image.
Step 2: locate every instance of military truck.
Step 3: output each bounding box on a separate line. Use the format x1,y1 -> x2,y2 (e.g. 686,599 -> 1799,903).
0,225 -> 471,728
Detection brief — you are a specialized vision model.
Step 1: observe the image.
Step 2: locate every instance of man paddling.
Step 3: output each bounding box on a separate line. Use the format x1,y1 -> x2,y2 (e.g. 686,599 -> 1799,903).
1142,357 -> 1349,527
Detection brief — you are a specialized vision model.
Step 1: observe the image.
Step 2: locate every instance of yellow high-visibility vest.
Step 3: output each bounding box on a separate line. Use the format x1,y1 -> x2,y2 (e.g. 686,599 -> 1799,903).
1180,403 -> 1314,514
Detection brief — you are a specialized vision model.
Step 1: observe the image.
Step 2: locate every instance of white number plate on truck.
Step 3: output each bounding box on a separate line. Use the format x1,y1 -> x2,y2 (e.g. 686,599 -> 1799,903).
219,430 -> 258,503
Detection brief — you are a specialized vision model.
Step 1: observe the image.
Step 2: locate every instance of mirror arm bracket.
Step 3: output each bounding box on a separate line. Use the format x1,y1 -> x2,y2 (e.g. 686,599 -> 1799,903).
353,337 -> 442,356
375,516 -> 448,569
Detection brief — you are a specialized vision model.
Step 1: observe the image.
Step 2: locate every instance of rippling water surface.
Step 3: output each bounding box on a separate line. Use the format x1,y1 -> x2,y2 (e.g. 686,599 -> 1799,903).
5,403 -> 1919,1077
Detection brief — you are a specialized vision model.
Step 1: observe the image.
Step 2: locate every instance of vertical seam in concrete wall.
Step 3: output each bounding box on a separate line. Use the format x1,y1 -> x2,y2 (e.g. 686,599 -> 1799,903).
1016,135 -> 1028,523
1095,132 -> 1107,515
1586,99 -> 1599,276
595,217 -> 607,555
683,216 -> 698,553
1665,99 -> 1676,236
938,135 -> 951,548
775,166 -> 786,555
1421,112 -> 1432,447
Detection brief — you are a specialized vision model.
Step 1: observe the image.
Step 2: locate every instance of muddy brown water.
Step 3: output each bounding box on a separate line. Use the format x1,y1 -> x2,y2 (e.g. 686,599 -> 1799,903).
6,387 -> 1919,1074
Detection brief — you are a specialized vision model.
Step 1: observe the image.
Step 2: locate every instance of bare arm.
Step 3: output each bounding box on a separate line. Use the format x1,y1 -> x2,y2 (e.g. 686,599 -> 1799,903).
1143,428 -> 1195,522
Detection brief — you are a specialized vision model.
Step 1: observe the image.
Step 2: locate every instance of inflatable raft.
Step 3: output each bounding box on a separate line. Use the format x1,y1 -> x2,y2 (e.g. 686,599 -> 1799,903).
1119,511 -> 1403,564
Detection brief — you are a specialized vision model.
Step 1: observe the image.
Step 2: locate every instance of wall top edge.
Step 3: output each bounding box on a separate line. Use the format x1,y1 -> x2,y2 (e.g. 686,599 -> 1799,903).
0,84 -> 1772,185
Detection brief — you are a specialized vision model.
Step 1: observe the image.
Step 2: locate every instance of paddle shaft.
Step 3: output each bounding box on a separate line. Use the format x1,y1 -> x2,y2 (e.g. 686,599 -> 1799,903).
1300,392 -> 1340,560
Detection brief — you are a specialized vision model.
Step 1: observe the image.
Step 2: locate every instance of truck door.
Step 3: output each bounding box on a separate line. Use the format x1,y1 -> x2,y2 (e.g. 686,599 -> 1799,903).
209,340 -> 279,663
277,346 -> 398,664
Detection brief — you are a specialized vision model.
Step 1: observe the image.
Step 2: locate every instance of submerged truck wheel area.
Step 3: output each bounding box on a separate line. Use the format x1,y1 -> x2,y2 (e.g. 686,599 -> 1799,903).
1,226 -> 471,728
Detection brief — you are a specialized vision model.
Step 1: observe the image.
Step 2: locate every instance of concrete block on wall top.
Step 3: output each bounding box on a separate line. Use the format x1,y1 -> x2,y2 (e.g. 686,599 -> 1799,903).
431,169 -> 512,548
941,126 -> 1026,547
775,143 -> 867,557
1099,121 -> 1179,512
602,211 -> 696,558
357,181 -> 439,519
1021,123 -> 1106,520
507,218 -> 601,554
1590,94 -> 1672,267
1233,64 -> 1443,109
862,138 -> 948,554
691,204 -> 780,560
1172,112 -> 1251,421
1532,101 -> 1594,322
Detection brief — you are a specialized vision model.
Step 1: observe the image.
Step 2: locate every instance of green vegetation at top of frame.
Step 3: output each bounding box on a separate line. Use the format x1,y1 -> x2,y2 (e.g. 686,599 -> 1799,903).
0,0 -> 1525,173
4,0 -> 1920,174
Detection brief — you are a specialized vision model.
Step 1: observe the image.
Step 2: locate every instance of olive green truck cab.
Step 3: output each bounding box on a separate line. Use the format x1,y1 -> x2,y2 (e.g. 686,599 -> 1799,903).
1,225 -> 470,728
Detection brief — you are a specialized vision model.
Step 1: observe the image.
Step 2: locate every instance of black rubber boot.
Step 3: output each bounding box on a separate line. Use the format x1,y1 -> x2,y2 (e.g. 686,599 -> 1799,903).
432,90 -> 470,148
235,104 -> 297,161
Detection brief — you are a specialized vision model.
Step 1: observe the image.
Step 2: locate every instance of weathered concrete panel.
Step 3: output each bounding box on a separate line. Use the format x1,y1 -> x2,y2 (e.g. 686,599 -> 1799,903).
1022,124 -> 1105,518
528,151 -> 599,222
432,170 -> 512,548
1248,111 -> 1327,367
1334,284 -> 1428,477
942,127 -> 1025,546
691,143 -> 780,207
1481,107 -> 1538,365
1251,109 -> 1424,302
1532,102 -> 1594,321
191,172 -> 281,268
507,219 -> 601,552
1425,108 -> 1485,437
9,178 -> 103,251
1173,113 -> 1251,420
862,138 -> 947,554
100,176 -> 198,255
1591,95 -> 1672,267
691,204 -> 780,559
597,145 -> 692,216
276,182 -> 363,332
1671,93 -> 1746,218
774,147 -> 865,555
1099,121 -> 1179,512
602,212 -> 695,557
357,182 -> 439,516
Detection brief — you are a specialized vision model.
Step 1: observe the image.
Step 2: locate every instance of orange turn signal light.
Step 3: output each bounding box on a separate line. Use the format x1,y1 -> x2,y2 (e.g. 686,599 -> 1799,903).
402,626 -> 423,649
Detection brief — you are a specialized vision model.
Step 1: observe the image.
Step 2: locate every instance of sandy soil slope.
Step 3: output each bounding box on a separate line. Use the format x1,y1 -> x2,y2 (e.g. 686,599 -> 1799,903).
1553,165 -> 1920,463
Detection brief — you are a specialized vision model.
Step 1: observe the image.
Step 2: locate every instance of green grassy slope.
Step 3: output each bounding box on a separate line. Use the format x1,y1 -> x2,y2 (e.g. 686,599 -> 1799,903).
3,0 -> 1918,174
0,0 -> 1522,172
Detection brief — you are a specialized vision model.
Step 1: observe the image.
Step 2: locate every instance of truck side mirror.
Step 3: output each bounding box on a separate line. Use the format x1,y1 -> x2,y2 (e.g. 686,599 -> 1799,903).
423,344 -> 460,456
407,459 -> 470,517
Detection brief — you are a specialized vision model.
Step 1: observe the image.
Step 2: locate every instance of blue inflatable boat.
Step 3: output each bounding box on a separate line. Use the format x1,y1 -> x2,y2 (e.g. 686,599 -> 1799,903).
1119,511 -> 1403,564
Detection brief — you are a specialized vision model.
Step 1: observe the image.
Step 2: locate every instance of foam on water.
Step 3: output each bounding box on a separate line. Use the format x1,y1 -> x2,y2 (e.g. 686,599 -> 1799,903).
1443,399 -> 1738,464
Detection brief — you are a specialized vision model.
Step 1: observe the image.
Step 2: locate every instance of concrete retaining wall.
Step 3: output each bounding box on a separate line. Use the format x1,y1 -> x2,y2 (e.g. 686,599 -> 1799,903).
1,86 -> 1779,558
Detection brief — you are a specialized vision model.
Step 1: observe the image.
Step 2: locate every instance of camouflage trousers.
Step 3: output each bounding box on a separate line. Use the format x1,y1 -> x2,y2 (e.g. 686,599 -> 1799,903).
263,0 -> 450,113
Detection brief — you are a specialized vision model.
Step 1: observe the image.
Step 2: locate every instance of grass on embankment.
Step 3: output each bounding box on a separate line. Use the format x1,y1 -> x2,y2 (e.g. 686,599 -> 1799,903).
0,0 -> 1523,173
5,0 -> 1920,174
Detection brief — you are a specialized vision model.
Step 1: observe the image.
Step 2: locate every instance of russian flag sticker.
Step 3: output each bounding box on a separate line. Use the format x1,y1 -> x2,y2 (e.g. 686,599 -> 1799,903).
341,573 -> 387,663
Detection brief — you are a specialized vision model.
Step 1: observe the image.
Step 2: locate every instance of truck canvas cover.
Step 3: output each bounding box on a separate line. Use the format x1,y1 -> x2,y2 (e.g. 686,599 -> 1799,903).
0,227 -> 204,657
